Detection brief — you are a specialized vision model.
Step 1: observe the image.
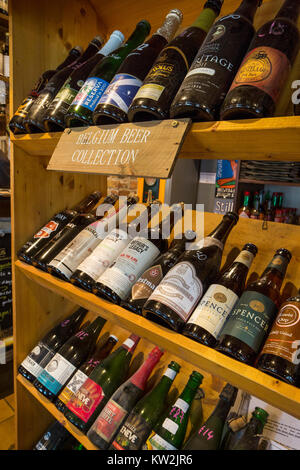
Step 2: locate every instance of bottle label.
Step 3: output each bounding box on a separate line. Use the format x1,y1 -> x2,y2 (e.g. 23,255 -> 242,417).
98,73 -> 143,113
164,367 -> 177,381
98,237 -> 160,300
58,369 -> 89,406
92,400 -> 128,443
187,284 -> 239,339
34,220 -> 60,239
220,290 -> 278,353
267,254 -> 289,276
162,418 -> 178,435
131,264 -> 164,301
229,46 -> 291,102
148,262 -> 203,322
52,82 -> 78,108
37,353 -> 76,395
15,97 -> 33,118
72,77 -> 110,111
20,342 -> 55,379
146,432 -> 177,450
190,236 -> 223,251
260,302 -> 300,364
66,378 -> 105,423
111,411 -> 152,450
234,250 -> 255,269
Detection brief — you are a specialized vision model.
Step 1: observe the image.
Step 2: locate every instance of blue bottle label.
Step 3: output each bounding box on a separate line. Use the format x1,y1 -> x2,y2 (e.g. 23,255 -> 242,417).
72,77 -> 110,111
37,353 -> 76,395
98,73 -> 143,113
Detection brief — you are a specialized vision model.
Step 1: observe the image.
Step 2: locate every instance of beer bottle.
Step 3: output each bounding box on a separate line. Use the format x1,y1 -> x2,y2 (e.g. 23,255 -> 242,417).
229,407 -> 269,450
64,334 -> 140,434
9,47 -> 83,135
250,192 -> 260,219
145,371 -> 203,450
183,383 -> 237,450
183,243 -> 257,348
55,335 -> 118,414
17,191 -> 102,265
221,391 -> 250,450
24,37 -> 104,133
238,191 -> 251,218
33,316 -> 106,401
110,361 -> 181,450
87,347 -> 164,449
18,307 -> 88,383
65,21 -> 151,128
128,0 -> 224,122
93,10 -> 183,125
32,195 -> 118,272
43,31 -> 125,132
170,0 -> 261,121
257,294 -> 300,386
217,248 -> 292,365
221,0 -> 300,120
143,212 -> 239,332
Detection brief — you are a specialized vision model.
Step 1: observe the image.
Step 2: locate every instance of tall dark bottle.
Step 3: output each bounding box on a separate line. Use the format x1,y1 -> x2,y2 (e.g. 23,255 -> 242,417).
17,191 -> 102,265
221,0 -> 300,120
170,0 -> 261,121
33,316 -> 106,401
43,31 -> 125,132
87,347 -> 164,449
127,0 -> 224,122
18,307 -> 88,383
93,10 -> 183,125
217,248 -> 292,365
183,383 -> 237,450
64,22 -> 151,128
9,47 -> 83,135
143,212 -> 239,332
183,243 -> 258,347
24,37 -> 104,133
32,195 -> 118,272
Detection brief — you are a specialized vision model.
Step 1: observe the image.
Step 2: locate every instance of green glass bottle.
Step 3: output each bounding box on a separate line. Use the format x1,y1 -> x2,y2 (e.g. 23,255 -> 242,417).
110,361 -> 181,450
65,21 -> 151,128
145,371 -> 203,450
230,407 -> 269,450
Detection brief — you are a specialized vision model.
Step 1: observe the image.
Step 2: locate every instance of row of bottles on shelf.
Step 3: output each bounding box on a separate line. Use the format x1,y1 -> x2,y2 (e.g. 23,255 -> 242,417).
0,0 -> 8,16
9,0 -> 300,136
17,191 -> 300,388
20,307 -> 271,451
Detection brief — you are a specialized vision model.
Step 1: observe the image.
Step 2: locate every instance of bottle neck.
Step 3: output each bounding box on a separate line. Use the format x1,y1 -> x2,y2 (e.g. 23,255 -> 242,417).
261,253 -> 290,287
208,216 -> 236,245
98,32 -> 124,57
234,0 -> 260,22
276,0 -> 300,22
92,337 -> 117,363
246,416 -> 265,435
192,4 -> 220,33
147,367 -> 178,401
180,381 -> 199,406
156,10 -> 183,42
131,349 -> 163,389
206,398 -> 232,425
243,194 -> 250,207
120,23 -> 150,58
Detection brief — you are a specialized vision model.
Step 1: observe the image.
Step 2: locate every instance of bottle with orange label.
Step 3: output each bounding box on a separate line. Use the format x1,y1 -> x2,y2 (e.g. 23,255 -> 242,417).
221,0 -> 300,120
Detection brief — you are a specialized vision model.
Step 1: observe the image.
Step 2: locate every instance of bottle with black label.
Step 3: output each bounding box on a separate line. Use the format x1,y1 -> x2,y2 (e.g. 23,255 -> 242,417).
18,307 -> 87,383
143,212 -> 238,332
93,10 -> 183,125
183,243 -> 258,347
217,248 -> 292,365
170,0 -> 261,121
17,191 -> 102,265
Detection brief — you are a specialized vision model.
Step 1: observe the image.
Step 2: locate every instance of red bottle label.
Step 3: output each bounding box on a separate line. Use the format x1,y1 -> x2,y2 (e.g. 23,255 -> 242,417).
66,378 -> 105,423
92,399 -> 128,443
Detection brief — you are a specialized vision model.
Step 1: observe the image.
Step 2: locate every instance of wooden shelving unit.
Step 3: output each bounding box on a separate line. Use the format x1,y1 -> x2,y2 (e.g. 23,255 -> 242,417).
0,12 -> 8,29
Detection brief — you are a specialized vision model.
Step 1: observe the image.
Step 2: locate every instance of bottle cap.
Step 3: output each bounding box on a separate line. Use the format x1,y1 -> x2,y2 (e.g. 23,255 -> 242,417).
149,346 -> 164,360
275,248 -> 292,262
110,30 -> 125,43
91,36 -> 105,47
168,361 -> 181,373
189,371 -> 204,389
243,243 -> 258,256
73,46 -> 83,54
253,407 -> 269,425
109,335 -> 119,343
219,383 -> 238,406
137,20 -> 151,35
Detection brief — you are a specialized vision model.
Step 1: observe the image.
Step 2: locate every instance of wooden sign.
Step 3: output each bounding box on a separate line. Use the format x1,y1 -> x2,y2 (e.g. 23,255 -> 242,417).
47,119 -> 191,179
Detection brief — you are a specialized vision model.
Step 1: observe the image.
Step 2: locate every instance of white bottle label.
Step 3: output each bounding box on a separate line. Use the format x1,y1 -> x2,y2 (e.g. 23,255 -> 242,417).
190,236 -> 223,251
234,250 -> 254,269
20,342 -> 55,378
148,433 -> 177,451
148,262 -> 203,322
164,368 -> 177,381
162,418 -> 178,435
187,284 -> 239,339
97,237 -> 160,300
64,369 -> 88,396
173,398 -> 189,414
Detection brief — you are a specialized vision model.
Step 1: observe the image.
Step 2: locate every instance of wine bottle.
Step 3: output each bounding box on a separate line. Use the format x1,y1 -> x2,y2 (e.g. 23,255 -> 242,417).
87,346 -> 164,449
183,383 -> 237,450
229,407 -> 268,450
93,10 -> 183,125
64,334 -> 140,434
64,21 -> 151,128
183,243 -> 258,348
221,391 -> 251,450
127,0 -> 224,122
55,334 -> 118,414
217,248 -> 292,365
170,0 -> 261,121
221,0 -> 300,120
47,196 -> 138,282
24,37 -> 104,133
33,316 -> 106,401
32,195 -> 118,272
18,307 -> 88,383
143,212 -> 238,332
145,371 -> 203,450
33,421 -> 71,450
17,191 -> 102,265
43,31 -> 125,132
111,360 -> 180,450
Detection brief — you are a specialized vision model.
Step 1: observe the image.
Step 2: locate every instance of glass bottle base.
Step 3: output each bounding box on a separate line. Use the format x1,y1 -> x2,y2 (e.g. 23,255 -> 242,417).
33,379 -> 57,402
216,335 -> 256,365
18,365 -> 37,383
93,282 -> 122,305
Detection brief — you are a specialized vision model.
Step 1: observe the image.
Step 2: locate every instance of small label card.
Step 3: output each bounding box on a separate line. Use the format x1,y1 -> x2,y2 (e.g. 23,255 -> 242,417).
47,119 -> 191,179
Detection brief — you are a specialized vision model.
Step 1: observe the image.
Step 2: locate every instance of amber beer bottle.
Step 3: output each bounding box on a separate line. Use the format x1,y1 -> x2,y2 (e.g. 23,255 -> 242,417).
217,248 -> 292,365
143,213 -> 238,332
256,294 -> 300,386
183,243 -> 258,348
221,0 -> 300,120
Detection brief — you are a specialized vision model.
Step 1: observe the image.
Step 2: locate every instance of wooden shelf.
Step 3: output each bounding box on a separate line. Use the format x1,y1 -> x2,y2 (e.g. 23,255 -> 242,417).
0,74 -> 9,83
0,12 -> 8,28
239,179 -> 300,187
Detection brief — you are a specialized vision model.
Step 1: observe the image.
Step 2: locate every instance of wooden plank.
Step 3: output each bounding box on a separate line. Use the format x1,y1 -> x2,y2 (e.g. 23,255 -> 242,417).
12,133 -> 61,157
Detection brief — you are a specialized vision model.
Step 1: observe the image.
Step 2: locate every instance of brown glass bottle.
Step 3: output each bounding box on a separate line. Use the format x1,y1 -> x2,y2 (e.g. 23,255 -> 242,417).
256,294 -> 300,386
142,212 -> 239,332
221,0 -> 300,120
217,248 -> 292,365
183,243 -> 258,348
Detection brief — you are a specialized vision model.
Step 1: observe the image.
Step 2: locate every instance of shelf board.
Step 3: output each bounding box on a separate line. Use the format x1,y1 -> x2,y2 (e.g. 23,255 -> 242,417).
239,179 -> 300,187
0,74 -> 9,83
0,12 -> 8,28
11,116 -> 300,162
17,374 -> 98,450
16,259 -> 300,420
